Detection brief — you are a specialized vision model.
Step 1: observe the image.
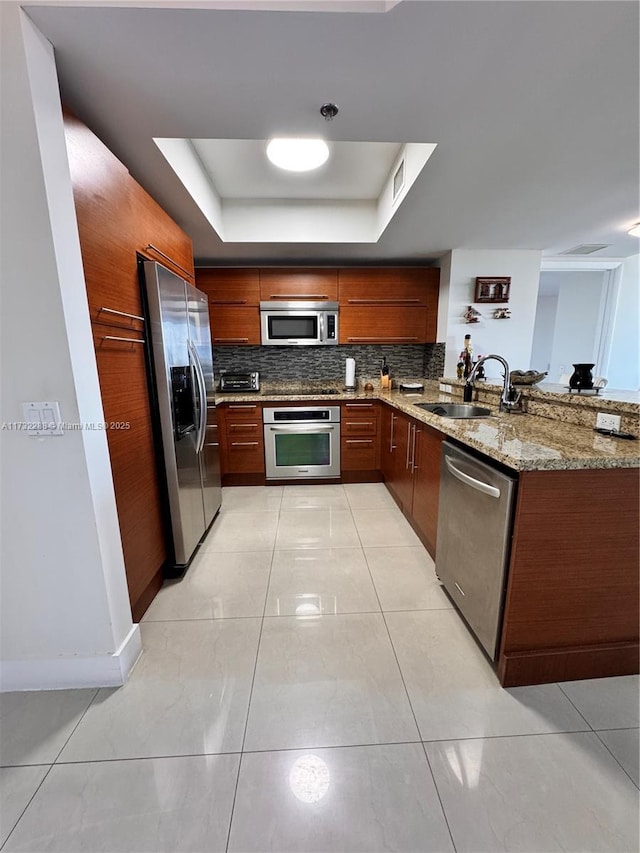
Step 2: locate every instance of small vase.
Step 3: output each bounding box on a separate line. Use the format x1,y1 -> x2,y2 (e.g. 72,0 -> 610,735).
569,363 -> 595,390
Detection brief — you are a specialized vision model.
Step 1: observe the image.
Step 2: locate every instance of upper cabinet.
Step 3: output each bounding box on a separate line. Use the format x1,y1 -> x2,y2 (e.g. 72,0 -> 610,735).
195,269 -> 261,346
338,268 -> 439,344
259,269 -> 338,301
131,179 -> 195,282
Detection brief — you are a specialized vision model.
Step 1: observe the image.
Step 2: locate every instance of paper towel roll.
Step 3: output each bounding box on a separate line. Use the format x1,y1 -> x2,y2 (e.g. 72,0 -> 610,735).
345,357 -> 356,389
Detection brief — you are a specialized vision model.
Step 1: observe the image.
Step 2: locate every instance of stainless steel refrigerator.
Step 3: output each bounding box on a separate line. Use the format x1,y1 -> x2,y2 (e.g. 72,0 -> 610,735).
143,261 -> 221,571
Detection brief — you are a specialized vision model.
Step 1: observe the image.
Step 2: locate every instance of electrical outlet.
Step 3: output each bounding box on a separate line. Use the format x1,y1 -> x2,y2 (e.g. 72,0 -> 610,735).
596,412 -> 621,432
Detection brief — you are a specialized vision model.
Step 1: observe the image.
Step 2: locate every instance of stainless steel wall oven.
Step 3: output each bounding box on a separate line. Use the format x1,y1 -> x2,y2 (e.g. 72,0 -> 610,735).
263,406 -> 341,479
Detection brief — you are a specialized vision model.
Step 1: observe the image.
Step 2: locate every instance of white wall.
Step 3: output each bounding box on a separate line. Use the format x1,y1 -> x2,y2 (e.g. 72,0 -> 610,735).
546,272 -> 607,381
439,249 -> 543,381
530,295 -> 558,374
607,254 -> 640,389
0,5 -> 139,690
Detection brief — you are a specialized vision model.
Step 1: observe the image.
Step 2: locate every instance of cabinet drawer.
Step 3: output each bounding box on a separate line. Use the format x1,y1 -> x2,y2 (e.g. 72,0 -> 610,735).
226,421 -> 261,436
259,269 -> 338,301
226,437 -> 265,474
222,403 -> 262,419
341,436 -> 378,471
343,418 -> 378,436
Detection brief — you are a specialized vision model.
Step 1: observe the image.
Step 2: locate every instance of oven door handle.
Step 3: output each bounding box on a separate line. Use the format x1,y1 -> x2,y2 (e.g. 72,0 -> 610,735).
268,426 -> 336,433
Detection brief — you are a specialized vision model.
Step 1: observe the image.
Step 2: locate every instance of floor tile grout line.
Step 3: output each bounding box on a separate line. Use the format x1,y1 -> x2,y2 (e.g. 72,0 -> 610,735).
0,763 -> 56,851
420,741 -> 459,853
1,686 -> 100,851
225,518 -> 279,853
555,683 -> 596,732
592,729 -> 640,790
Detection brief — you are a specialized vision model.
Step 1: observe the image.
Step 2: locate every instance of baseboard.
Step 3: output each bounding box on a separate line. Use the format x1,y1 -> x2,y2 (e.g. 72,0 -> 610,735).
498,640 -> 640,687
0,624 -> 142,692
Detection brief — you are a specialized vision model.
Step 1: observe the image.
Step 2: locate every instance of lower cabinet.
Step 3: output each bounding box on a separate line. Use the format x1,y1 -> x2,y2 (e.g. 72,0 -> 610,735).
340,401 -> 380,475
379,403 -> 444,557
217,403 -> 265,482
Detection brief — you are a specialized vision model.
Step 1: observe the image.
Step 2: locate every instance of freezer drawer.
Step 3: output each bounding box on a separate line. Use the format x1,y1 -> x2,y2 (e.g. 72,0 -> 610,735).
436,442 -> 517,660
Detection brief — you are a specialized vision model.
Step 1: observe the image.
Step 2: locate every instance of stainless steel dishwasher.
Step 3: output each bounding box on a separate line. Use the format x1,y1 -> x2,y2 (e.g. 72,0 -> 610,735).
436,441 -> 517,660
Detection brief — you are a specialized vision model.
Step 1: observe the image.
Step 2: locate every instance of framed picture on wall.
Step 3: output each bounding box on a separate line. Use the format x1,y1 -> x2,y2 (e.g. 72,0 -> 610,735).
474,276 -> 511,303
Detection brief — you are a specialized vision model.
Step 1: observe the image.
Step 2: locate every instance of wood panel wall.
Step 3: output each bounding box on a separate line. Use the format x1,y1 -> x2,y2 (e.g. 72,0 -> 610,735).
64,109 -> 195,620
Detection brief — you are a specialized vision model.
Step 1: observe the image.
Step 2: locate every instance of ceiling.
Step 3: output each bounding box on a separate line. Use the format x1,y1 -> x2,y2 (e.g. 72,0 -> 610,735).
25,0 -> 640,264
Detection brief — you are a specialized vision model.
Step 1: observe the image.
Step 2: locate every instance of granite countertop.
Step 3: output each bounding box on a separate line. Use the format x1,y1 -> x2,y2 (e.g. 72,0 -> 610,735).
216,383 -> 639,472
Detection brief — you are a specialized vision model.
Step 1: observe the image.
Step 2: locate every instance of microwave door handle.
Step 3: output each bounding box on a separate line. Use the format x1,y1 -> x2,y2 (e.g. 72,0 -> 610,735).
319,313 -> 325,343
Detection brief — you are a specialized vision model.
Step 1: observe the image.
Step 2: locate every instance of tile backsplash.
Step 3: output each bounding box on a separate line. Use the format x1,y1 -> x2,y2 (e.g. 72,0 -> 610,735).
213,343 -> 445,384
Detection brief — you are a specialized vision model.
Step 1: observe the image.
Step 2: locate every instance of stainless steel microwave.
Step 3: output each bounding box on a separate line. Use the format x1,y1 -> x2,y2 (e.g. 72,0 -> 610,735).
260,301 -> 339,346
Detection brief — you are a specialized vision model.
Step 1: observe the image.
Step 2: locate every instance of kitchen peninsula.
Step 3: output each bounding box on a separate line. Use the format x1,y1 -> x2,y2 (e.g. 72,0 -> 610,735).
216,380 -> 639,689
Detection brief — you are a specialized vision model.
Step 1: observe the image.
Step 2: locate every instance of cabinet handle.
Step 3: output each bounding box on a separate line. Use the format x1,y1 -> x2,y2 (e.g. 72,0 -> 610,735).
205,442 -> 220,447
212,300 -> 248,305
390,413 -> 396,452
346,439 -> 373,445
345,403 -> 373,408
411,426 -> 419,472
347,422 -> 373,427
347,337 -> 419,342
406,422 -> 412,470
101,335 -> 146,344
269,294 -> 328,299
145,244 -> 193,279
229,423 -> 258,428
347,298 -> 421,304
229,405 -> 257,410
213,337 -> 249,343
231,441 -> 259,447
99,307 -> 145,322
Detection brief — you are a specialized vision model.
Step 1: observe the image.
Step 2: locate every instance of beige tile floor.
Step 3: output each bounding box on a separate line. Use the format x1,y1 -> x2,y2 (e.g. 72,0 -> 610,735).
1,483 -> 638,852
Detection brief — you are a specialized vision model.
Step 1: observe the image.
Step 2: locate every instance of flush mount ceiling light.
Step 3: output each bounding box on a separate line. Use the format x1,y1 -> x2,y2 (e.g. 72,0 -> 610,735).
266,138 -> 329,172
628,222 -> 640,237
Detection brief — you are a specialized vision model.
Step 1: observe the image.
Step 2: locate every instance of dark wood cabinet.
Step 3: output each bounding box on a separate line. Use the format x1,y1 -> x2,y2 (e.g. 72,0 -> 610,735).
338,268 -> 439,344
195,269 -> 261,346
259,269 -> 338,301
132,179 -> 195,282
65,109 -> 195,620
217,403 -> 265,482
379,403 -> 443,558
411,424 -> 445,556
340,401 -> 380,476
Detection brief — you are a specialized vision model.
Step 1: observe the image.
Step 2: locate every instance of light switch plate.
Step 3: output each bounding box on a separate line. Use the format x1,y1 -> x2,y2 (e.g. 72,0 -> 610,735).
22,402 -> 63,436
595,412 -> 621,433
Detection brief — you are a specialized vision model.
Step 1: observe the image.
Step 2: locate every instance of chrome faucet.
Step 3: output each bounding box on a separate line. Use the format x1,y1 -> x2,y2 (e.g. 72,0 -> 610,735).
464,354 -> 524,413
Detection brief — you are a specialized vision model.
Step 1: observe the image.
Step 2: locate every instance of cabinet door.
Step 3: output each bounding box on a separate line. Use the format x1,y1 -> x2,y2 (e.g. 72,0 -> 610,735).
64,112 -> 142,330
259,269 -> 338,301
92,326 -> 167,618
195,269 -> 260,306
131,179 -> 195,282
339,306 -> 428,344
209,307 -> 261,346
338,268 -> 438,306
386,412 -> 414,511
411,424 -> 445,558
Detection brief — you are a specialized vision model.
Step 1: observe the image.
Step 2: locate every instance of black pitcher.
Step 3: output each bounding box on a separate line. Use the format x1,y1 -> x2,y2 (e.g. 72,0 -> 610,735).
569,363 -> 595,390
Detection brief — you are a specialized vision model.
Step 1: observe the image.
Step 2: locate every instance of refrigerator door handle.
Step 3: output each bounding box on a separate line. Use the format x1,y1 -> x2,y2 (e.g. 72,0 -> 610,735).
188,340 -> 207,455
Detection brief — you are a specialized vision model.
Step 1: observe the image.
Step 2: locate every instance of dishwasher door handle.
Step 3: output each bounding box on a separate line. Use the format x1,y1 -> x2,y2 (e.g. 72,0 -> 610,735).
445,456 -> 501,499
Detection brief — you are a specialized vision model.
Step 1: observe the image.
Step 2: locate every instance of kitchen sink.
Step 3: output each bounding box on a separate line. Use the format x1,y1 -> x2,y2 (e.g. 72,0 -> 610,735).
414,403 -> 492,418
